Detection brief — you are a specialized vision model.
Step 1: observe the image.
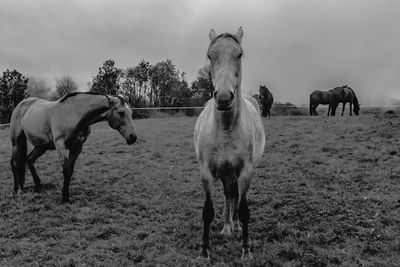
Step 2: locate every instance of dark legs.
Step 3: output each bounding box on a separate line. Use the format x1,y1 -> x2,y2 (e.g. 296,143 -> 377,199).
198,171 -> 252,260
10,139 -> 27,193
341,102 -> 346,116
221,178 -> 240,235
238,176 -> 252,259
200,178 -> 214,259
232,185 -> 241,232
310,104 -> 318,116
238,196 -> 250,258
349,102 -> 353,116
27,147 -> 47,192
57,143 -> 83,202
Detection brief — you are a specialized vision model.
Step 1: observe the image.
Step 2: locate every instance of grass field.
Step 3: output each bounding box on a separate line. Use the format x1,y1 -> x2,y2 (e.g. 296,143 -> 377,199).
1,114 -> 400,266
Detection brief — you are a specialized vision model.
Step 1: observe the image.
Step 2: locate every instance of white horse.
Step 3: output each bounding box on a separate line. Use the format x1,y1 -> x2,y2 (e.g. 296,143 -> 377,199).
194,27 -> 265,260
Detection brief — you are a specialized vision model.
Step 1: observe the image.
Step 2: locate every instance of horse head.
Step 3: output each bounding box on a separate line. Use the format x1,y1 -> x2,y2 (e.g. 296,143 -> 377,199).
107,95 -> 137,144
259,85 -> 269,100
208,27 -> 243,111
353,103 -> 360,116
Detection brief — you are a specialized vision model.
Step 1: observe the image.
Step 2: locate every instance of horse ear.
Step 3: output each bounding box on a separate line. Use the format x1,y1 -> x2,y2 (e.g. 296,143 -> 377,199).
235,26 -> 243,43
117,94 -> 128,106
209,29 -> 217,42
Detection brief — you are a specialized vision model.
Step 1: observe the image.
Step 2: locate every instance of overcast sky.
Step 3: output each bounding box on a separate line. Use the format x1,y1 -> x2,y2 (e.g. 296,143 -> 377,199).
1,0 -> 399,104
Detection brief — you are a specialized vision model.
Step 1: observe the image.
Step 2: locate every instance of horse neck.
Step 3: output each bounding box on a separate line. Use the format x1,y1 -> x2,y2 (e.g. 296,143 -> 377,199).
353,95 -> 359,106
62,94 -> 110,127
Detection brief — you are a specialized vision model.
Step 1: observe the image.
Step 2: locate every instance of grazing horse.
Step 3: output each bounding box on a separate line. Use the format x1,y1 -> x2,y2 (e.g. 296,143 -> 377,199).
259,85 -> 274,117
309,90 -> 331,116
10,92 -> 137,202
194,27 -> 265,260
329,85 -> 360,116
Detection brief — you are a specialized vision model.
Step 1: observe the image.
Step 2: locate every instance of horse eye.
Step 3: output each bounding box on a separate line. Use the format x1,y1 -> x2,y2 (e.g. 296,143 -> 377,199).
118,111 -> 125,116
238,52 -> 243,58
207,54 -> 211,60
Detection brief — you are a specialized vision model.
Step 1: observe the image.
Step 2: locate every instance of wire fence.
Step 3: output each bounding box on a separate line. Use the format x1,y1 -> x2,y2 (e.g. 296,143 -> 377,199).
1,104 -> 399,129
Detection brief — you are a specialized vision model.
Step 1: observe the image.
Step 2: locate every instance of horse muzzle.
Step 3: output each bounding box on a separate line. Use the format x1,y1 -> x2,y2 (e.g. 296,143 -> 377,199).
126,133 -> 137,145
214,91 -> 234,111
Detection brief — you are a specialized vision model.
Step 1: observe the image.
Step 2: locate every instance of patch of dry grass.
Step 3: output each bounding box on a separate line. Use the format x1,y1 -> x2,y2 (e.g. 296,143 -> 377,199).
0,114 -> 400,266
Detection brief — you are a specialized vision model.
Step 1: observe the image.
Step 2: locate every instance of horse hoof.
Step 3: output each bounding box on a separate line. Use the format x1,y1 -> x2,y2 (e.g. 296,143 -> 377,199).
220,225 -> 232,236
232,221 -> 242,232
34,186 -> 42,193
241,249 -> 253,260
62,197 -> 71,203
196,255 -> 210,260
197,249 -> 210,260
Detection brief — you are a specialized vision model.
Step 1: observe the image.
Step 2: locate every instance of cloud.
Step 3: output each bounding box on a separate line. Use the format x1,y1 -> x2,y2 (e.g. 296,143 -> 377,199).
0,0 -> 399,103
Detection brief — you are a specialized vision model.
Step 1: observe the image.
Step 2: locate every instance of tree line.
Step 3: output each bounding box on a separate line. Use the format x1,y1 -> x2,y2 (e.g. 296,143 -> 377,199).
0,59 -> 214,123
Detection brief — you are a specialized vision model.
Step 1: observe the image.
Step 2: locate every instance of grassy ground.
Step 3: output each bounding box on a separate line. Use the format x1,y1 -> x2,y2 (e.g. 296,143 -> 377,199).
1,114 -> 400,266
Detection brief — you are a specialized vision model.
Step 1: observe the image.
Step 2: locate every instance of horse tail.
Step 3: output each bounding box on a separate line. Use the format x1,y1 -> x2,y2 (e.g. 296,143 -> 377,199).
309,95 -> 313,115
10,105 -> 28,191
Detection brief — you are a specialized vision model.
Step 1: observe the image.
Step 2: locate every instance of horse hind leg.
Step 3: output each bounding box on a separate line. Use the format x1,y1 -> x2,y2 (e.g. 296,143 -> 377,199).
10,138 -> 27,193
27,147 -> 47,192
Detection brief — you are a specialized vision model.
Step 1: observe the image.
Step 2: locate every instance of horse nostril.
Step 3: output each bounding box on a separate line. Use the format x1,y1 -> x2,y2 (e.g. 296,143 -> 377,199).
213,91 -> 217,99
127,134 -> 137,144
230,92 -> 234,101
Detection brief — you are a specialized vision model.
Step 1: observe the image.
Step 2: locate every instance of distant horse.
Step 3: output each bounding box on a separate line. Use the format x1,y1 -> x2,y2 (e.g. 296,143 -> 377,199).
259,85 -> 274,117
194,27 -> 265,260
10,92 -> 137,202
309,90 -> 331,115
329,85 -> 360,116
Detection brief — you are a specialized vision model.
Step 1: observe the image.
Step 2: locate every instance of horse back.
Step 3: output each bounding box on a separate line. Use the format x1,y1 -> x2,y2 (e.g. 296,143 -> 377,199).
310,90 -> 330,105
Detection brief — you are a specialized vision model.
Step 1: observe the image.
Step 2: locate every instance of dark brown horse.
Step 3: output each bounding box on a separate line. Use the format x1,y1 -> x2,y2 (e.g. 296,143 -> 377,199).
329,85 -> 360,116
259,85 -> 274,117
309,90 -> 331,115
10,92 -> 137,202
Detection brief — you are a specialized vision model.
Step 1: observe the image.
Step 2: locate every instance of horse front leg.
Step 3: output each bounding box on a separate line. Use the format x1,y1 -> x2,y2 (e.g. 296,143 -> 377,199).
238,171 -> 252,260
341,102 -> 346,116
232,181 -> 241,232
27,147 -> 47,192
57,142 -> 83,202
221,177 -> 234,235
199,174 -> 215,259
349,102 -> 353,116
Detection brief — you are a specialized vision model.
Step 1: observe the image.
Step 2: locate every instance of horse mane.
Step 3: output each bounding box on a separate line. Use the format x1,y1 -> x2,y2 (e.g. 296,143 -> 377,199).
58,92 -> 106,102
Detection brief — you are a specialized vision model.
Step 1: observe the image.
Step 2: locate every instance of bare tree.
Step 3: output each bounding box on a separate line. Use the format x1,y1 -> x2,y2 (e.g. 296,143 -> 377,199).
54,75 -> 78,99
26,77 -> 53,100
